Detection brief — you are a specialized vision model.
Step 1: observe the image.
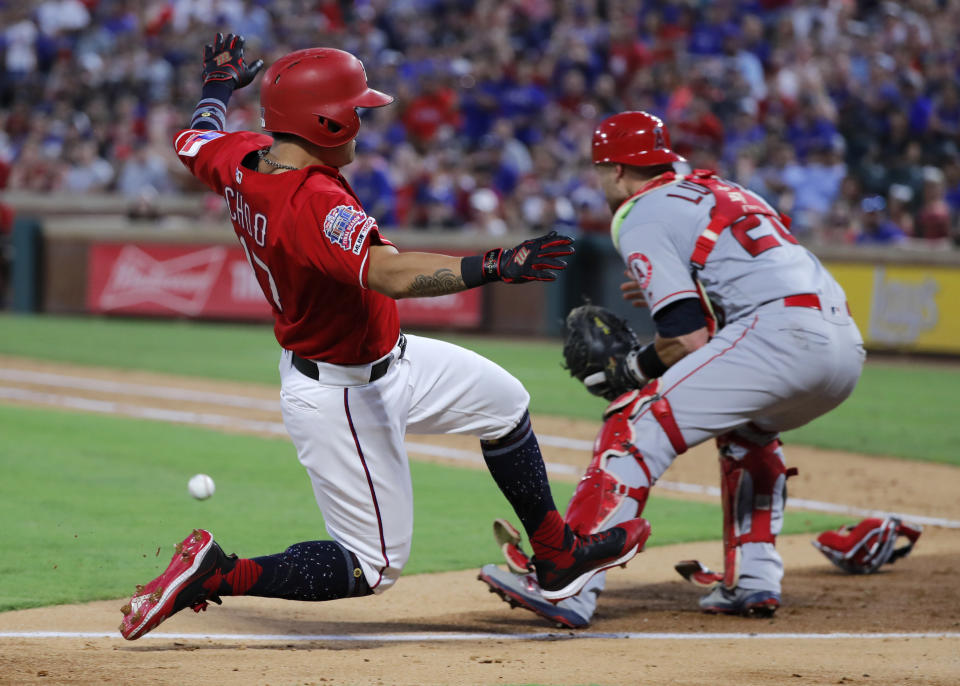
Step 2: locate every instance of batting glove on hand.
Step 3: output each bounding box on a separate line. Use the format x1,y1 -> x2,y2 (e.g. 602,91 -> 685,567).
202,33 -> 263,89
482,231 -> 575,284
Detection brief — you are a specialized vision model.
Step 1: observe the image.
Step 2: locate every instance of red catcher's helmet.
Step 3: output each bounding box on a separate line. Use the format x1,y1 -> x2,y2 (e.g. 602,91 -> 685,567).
592,111 -> 686,167
260,48 -> 393,148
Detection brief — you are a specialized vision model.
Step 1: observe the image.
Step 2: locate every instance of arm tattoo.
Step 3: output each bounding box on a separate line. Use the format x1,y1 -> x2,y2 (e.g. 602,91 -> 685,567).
408,268 -> 466,297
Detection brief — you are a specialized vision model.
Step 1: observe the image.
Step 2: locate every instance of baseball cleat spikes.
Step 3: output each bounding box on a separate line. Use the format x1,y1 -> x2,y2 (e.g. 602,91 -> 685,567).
478,564 -> 591,629
119,529 -> 229,640
698,585 -> 780,618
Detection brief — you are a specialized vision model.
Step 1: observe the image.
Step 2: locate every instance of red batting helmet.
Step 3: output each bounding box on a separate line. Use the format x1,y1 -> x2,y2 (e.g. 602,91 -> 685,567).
592,111 -> 685,166
260,48 -> 393,148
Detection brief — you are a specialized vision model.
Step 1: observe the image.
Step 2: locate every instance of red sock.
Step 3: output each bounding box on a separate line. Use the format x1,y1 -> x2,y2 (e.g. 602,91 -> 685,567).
530,510 -> 570,559
223,558 -> 262,596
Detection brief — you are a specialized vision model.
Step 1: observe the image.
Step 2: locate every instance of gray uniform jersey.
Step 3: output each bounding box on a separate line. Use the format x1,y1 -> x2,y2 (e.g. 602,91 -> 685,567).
612,174 -> 847,324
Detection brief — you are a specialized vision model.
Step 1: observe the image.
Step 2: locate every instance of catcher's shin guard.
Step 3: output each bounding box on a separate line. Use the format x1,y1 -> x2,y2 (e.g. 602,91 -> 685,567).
566,382 -> 686,536
717,433 -> 797,589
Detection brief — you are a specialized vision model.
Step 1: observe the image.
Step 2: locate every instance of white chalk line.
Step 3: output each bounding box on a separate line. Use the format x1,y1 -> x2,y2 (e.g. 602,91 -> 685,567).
1,630 -> 958,643
0,368 -> 279,411
3,373 -> 960,530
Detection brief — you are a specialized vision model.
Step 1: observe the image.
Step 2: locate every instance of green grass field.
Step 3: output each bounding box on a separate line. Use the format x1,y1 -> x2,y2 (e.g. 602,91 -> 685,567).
2,313 -> 958,463
0,313 -> 957,610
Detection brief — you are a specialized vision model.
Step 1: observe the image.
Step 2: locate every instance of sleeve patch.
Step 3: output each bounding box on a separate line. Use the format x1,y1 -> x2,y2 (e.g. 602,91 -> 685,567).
176,130 -> 225,157
324,205 -> 368,251
352,216 -> 378,255
627,251 -> 653,290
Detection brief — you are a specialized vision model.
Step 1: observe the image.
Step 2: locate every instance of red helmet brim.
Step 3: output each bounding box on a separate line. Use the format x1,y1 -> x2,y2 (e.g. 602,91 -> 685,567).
352,88 -> 394,109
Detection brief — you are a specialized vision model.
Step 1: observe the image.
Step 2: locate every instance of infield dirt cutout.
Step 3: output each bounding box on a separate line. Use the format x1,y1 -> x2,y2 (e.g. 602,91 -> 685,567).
0,356 -> 958,685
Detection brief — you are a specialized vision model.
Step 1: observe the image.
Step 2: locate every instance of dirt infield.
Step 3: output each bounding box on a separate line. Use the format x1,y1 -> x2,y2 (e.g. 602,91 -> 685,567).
1,356 -> 958,686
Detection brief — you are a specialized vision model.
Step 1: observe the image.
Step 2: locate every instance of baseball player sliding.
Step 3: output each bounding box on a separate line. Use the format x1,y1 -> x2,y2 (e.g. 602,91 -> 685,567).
118,36 -> 650,640
479,112 -> 866,627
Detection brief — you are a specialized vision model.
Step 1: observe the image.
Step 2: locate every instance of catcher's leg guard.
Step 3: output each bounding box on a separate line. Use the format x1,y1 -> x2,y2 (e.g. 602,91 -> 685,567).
566,382 -> 686,535
717,432 -> 797,590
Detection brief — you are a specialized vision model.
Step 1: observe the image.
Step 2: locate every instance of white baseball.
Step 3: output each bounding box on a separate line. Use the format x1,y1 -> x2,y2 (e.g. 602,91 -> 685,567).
188,473 -> 216,500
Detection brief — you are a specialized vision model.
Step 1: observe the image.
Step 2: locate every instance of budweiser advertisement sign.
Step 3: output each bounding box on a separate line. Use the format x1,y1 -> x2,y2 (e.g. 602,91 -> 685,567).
86,241 -> 482,328
87,242 -> 271,319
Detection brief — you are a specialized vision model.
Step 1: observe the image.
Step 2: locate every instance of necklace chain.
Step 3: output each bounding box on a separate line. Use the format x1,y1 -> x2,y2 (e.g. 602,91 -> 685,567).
258,149 -> 299,171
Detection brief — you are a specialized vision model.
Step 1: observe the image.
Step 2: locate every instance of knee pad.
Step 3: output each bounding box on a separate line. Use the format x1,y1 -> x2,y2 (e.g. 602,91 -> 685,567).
717,432 -> 797,588
565,382 -> 685,535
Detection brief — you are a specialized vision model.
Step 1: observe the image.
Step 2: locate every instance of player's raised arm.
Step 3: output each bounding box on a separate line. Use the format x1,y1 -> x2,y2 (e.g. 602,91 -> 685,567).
189,33 -> 264,132
366,231 -> 575,299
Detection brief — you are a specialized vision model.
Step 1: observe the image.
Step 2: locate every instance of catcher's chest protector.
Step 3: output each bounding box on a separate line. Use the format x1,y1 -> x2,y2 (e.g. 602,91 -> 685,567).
717,433 -> 797,589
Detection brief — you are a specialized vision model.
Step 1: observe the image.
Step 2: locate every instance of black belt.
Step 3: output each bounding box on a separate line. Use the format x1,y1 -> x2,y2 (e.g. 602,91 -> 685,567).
291,334 -> 406,383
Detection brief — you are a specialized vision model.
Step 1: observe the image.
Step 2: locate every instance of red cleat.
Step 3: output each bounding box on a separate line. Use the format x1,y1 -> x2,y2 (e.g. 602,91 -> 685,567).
119,529 -> 228,640
535,517 -> 651,601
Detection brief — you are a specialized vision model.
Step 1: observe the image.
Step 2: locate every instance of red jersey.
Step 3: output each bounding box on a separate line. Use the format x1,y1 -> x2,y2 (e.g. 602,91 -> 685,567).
173,129 -> 399,364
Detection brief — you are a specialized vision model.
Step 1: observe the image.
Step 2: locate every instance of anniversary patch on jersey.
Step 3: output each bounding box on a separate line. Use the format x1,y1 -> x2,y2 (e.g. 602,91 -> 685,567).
352,216 -> 378,255
627,251 -> 653,290
324,205 -> 367,252
175,129 -> 225,158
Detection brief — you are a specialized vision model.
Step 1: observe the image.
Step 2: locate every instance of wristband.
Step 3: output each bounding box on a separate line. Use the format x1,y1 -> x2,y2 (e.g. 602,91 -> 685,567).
201,80 -> 236,102
460,255 -> 485,288
481,248 -> 502,281
637,342 -> 669,380
461,249 -> 502,288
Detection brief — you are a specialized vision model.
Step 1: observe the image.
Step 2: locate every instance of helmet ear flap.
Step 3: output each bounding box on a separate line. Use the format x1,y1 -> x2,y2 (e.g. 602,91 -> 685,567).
318,117 -> 343,134
315,106 -> 361,146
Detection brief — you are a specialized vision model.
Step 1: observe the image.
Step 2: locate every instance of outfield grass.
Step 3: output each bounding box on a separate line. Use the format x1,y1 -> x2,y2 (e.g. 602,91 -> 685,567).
1,313 -> 958,464
0,405 -> 849,611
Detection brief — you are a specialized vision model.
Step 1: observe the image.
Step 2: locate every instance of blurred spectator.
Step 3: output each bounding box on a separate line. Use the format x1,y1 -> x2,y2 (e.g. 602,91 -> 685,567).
401,71 -> 461,150
854,196 -> 907,246
0,0 -> 956,243
349,146 -> 397,227
61,140 -> 114,192
887,184 -> 916,238
781,141 -> 846,236
116,144 -> 173,198
915,167 -> 952,243
467,188 -> 508,235
822,175 -> 862,245
7,141 -> 62,191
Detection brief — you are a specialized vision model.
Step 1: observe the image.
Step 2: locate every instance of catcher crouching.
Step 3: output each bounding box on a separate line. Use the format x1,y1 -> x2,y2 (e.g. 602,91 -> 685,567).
478,111 -> 867,627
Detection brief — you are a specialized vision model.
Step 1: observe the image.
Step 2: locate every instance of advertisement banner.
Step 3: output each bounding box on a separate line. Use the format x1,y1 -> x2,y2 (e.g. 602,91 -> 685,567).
87,242 -> 272,319
87,241 -> 483,328
826,261 -> 960,353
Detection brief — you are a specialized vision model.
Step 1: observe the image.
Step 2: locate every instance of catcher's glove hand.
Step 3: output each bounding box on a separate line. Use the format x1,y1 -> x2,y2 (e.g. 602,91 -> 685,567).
202,33 -> 263,89
562,304 -> 643,400
812,517 -> 922,574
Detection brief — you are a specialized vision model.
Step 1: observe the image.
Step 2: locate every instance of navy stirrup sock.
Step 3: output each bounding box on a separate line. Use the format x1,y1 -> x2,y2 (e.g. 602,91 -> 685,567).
481,410 -> 558,538
219,541 -> 370,601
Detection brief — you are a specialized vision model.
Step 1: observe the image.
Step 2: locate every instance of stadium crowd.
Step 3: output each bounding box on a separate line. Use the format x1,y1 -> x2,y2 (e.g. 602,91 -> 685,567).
1,0 -> 959,247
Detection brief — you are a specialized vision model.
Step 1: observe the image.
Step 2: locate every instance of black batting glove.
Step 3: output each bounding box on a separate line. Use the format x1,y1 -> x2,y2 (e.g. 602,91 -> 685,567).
202,33 -> 264,89
482,231 -> 575,284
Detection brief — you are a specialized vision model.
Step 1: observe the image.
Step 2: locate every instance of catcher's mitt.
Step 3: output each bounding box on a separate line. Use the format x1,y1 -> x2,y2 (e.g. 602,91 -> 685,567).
811,517 -> 922,574
562,304 -> 641,400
